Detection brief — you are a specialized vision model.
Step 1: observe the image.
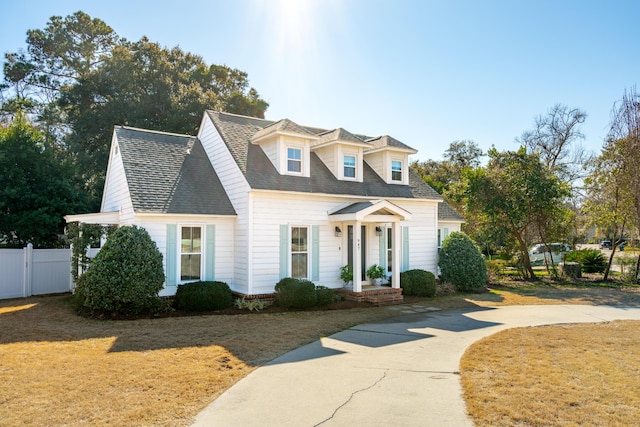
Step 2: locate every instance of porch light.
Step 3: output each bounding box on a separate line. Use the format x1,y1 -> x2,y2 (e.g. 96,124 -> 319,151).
375,226 -> 382,236
334,226 -> 342,237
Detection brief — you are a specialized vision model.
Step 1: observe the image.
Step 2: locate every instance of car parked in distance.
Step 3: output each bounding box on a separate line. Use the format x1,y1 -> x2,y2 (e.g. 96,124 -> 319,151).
599,240 -> 612,249
528,243 -> 570,266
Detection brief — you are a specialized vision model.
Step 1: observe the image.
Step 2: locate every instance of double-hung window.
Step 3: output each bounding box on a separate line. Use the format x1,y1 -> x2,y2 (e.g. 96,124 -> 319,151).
181,226 -> 201,281
391,160 -> 402,182
287,147 -> 302,173
343,155 -> 356,178
291,226 -> 308,278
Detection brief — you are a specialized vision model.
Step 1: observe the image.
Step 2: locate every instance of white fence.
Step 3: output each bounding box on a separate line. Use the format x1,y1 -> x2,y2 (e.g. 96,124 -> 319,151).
0,244 -> 73,300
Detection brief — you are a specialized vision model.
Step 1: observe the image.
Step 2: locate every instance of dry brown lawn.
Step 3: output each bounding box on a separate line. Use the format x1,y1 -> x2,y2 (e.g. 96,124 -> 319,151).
460,320 -> 640,426
1,285 -> 639,426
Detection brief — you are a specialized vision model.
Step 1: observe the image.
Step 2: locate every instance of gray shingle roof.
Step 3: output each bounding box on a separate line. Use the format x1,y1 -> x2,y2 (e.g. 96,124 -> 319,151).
366,135 -> 417,153
314,128 -> 365,146
253,118 -> 316,140
115,126 -> 236,215
207,111 -> 442,201
438,201 -> 464,221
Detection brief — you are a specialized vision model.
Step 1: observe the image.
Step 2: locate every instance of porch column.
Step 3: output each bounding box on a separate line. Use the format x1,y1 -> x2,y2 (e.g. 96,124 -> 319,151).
353,220 -> 362,292
391,222 -> 401,289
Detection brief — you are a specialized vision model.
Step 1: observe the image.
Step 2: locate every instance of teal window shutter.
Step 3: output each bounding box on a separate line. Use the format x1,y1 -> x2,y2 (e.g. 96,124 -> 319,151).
280,225 -> 289,278
379,226 -> 387,271
311,225 -> 320,281
402,226 -> 410,271
166,224 -> 177,286
205,225 -> 215,281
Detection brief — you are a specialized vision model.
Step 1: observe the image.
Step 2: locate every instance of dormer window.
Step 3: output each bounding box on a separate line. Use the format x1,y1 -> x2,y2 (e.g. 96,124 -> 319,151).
343,155 -> 356,179
391,160 -> 403,182
287,147 -> 302,173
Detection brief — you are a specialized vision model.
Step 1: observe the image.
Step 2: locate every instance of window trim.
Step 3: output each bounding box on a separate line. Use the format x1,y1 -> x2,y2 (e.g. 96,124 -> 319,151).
343,154 -> 357,180
179,224 -> 203,283
287,146 -> 303,174
391,159 -> 403,182
290,225 -> 310,279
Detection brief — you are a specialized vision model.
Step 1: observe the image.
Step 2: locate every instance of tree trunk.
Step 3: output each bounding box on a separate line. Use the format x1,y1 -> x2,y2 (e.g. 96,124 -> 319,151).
514,231 -> 535,279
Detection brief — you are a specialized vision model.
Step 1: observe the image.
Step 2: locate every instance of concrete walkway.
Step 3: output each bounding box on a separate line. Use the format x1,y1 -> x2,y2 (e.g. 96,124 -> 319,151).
192,304 -> 640,426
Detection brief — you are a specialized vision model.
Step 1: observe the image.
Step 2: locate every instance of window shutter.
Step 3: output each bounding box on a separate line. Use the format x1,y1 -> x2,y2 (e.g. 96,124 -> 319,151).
205,225 -> 215,281
402,226 -> 410,271
280,225 -> 289,279
379,226 -> 387,271
311,225 -> 320,281
166,224 -> 177,286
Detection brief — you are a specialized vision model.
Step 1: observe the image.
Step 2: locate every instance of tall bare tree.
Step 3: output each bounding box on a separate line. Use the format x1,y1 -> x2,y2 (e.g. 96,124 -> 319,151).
519,104 -> 590,186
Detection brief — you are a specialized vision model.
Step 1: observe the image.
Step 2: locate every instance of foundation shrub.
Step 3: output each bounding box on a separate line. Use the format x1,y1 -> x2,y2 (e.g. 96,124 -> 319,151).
439,232 -> 487,292
74,225 -> 165,315
173,281 -> 233,311
274,278 -> 317,309
315,286 -> 336,306
400,269 -> 437,297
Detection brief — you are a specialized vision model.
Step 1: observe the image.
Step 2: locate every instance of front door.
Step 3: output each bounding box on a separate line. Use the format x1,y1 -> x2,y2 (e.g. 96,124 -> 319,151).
347,225 -> 367,281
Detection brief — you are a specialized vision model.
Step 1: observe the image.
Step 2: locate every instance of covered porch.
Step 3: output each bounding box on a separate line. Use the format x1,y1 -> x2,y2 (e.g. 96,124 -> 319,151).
329,199 -> 411,299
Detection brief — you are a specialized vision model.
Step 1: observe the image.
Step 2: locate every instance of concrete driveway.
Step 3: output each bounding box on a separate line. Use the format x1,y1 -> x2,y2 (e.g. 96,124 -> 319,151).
192,304 -> 640,427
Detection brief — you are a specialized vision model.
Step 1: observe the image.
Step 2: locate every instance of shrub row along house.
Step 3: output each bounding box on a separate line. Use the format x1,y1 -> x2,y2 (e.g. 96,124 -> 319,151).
66,111 -> 462,300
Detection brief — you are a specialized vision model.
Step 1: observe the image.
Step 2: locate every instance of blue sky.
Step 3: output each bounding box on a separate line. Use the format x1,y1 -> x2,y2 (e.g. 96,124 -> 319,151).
2,0 -> 639,161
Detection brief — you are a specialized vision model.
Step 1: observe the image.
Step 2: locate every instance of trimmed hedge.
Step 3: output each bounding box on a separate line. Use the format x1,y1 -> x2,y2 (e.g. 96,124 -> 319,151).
439,232 -> 487,292
74,225 -> 165,315
174,281 -> 233,311
400,269 -> 437,297
274,278 -> 318,309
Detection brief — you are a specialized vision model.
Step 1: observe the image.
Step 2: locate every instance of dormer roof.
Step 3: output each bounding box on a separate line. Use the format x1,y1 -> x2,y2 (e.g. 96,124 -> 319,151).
206,110 -> 441,201
313,128 -> 368,148
252,118 -> 316,143
365,135 -> 418,154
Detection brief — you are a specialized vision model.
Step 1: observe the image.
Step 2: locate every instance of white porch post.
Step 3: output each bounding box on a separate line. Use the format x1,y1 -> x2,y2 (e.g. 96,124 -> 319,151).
392,222 -> 401,289
353,220 -> 362,292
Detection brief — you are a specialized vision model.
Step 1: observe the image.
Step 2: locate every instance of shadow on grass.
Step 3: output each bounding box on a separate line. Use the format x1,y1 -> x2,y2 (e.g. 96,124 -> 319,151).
0,292 -> 505,364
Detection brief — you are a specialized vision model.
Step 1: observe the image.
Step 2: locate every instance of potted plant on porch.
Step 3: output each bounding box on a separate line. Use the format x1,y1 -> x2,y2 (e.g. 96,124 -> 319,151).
366,264 -> 385,286
339,264 -> 353,288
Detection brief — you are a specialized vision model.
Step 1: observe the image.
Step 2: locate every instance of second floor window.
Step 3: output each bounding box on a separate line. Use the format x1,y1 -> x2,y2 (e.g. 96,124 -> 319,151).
344,155 -> 356,178
391,160 -> 402,181
288,147 -> 302,173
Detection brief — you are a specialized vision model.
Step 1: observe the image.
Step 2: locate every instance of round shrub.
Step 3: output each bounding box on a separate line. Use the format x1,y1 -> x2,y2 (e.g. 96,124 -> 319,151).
174,281 -> 233,311
74,225 -> 165,315
400,269 -> 437,297
315,286 -> 336,306
564,249 -> 607,273
274,278 -> 317,309
439,232 -> 487,292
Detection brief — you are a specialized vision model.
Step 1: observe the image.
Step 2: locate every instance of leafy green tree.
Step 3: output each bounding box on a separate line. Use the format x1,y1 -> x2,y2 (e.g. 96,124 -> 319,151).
454,147 -> 570,279
584,87 -> 640,280
0,113 -> 87,247
2,11 -> 269,209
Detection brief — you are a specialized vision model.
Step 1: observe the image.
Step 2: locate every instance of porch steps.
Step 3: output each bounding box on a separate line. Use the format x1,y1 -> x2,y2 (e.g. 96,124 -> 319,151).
339,287 -> 404,306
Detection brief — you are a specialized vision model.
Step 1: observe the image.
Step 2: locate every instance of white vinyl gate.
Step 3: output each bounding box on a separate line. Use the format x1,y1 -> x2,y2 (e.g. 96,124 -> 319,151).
0,244 -> 73,299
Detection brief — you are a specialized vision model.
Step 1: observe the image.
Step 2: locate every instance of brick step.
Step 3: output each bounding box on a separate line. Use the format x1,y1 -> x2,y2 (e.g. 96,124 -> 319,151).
363,293 -> 404,306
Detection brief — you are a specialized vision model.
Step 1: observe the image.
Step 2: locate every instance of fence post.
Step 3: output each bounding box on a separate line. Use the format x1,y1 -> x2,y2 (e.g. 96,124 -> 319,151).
23,243 -> 33,297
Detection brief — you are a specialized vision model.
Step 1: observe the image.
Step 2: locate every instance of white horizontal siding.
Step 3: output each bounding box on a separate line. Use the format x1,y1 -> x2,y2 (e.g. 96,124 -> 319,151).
396,199 -> 439,274
135,215 -> 236,296
101,139 -> 135,223
198,117 -> 251,294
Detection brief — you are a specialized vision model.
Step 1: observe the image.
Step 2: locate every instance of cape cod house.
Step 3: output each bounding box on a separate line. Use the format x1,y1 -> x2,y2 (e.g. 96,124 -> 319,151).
66,111 -> 462,300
